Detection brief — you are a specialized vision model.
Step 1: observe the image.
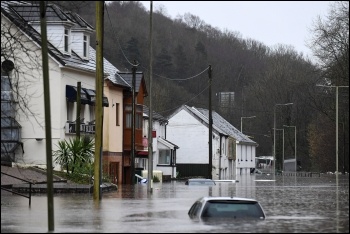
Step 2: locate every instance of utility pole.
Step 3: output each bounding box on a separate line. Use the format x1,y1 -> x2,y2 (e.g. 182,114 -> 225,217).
208,65 -> 212,179
40,1 -> 54,231
94,1 -> 104,201
131,62 -> 137,184
76,82 -> 81,138
147,1 -> 153,193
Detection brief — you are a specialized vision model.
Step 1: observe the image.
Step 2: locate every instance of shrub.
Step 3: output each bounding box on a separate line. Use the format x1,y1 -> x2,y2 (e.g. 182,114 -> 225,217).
153,175 -> 160,182
53,135 -> 94,176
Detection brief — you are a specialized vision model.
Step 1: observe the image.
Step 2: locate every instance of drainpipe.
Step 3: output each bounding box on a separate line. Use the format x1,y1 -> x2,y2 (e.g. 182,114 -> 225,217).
219,135 -> 222,180
164,121 -> 168,139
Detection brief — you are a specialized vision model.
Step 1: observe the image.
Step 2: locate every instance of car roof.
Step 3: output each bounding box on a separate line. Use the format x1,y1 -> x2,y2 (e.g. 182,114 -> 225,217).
198,196 -> 259,202
187,178 -> 213,181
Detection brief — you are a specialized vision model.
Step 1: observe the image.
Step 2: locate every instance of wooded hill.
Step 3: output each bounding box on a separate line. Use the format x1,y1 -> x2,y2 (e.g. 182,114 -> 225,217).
51,1 -> 349,173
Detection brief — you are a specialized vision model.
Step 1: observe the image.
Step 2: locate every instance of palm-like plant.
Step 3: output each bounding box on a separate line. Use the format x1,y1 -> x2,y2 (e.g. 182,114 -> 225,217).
53,135 -> 94,174
53,140 -> 71,173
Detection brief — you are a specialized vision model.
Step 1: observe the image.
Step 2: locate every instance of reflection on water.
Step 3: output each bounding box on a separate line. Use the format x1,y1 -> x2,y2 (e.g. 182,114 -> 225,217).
1,174 -> 349,233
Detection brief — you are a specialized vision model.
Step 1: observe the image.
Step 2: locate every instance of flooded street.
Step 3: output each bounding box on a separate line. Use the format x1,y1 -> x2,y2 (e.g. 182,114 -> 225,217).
1,174 -> 349,233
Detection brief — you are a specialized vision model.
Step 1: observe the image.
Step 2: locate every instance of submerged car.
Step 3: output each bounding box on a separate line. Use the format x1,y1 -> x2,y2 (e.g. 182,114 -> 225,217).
188,196 -> 266,221
185,178 -> 216,186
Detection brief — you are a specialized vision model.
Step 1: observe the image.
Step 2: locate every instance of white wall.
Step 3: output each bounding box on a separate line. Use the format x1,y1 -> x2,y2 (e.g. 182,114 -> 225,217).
167,109 -> 209,164
236,144 -> 256,175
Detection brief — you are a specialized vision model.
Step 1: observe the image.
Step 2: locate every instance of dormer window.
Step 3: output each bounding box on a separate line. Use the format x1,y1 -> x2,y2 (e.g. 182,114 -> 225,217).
83,35 -> 89,58
64,28 -> 70,53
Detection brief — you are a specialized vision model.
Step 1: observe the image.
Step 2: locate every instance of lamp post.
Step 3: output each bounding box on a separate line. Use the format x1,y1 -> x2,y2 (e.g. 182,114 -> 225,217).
240,116 -> 256,133
275,128 -> 284,171
274,103 -> 293,177
284,125 -> 297,172
316,85 -> 349,175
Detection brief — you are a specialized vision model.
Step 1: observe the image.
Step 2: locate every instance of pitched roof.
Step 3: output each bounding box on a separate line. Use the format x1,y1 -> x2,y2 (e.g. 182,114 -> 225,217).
1,1 -> 129,88
142,105 -> 167,123
171,105 -> 257,145
117,72 -> 147,96
158,137 -> 179,150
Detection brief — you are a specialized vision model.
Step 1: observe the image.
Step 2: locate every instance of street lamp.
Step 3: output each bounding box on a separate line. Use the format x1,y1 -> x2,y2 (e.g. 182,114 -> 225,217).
274,103 -> 293,176
284,125 -> 297,172
316,85 -> 349,174
241,116 -> 256,133
275,128 -> 285,171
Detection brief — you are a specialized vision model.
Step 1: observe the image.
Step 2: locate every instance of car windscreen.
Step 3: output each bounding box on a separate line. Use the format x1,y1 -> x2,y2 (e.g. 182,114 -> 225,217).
201,200 -> 265,219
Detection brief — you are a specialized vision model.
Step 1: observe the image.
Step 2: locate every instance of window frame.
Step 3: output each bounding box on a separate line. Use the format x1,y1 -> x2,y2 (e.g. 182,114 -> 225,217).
158,149 -> 171,165
64,28 -> 70,53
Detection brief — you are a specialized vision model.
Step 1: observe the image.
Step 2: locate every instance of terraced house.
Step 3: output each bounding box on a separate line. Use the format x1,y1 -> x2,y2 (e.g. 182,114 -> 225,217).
1,1 -> 147,184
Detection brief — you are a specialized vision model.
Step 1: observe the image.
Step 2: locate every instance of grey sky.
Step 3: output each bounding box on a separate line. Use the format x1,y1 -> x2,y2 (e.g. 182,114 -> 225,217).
140,1 -> 332,62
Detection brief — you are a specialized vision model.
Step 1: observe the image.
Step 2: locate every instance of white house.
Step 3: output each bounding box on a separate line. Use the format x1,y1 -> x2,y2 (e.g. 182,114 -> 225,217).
1,1 -> 130,180
166,105 -> 258,180
139,105 -> 179,181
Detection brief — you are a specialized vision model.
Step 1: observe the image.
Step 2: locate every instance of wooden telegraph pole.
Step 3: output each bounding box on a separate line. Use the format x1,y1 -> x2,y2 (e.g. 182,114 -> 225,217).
76,82 -> 81,138
39,1 -> 54,231
147,1 -> 153,193
94,1 -> 104,200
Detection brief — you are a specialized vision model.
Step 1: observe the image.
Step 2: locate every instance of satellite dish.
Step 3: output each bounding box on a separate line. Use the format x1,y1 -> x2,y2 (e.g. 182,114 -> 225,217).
2,60 -> 14,72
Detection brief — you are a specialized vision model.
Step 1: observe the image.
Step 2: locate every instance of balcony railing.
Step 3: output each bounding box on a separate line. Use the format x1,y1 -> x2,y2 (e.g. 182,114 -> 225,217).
65,122 -> 95,135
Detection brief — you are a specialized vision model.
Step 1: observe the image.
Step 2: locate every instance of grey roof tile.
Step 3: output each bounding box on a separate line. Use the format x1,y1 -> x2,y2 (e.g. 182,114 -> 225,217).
142,105 -> 167,123
183,105 -> 257,145
117,72 -> 144,92
1,1 -> 123,85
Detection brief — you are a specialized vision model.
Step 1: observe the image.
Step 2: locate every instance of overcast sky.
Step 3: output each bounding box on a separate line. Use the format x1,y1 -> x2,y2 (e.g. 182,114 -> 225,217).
140,1 -> 332,62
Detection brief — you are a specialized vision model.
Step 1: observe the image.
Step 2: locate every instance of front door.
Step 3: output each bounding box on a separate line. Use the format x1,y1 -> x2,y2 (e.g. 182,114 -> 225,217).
109,162 -> 119,184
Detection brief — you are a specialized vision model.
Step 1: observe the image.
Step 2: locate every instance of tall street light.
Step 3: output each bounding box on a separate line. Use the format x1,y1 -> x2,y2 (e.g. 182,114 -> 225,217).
241,116 -> 256,133
274,103 -> 293,177
275,128 -> 285,171
316,85 -> 349,175
284,125 -> 297,172
317,85 -> 348,198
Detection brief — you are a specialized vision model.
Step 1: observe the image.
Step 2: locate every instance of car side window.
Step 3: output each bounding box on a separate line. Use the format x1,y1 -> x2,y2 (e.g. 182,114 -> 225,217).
188,201 -> 202,218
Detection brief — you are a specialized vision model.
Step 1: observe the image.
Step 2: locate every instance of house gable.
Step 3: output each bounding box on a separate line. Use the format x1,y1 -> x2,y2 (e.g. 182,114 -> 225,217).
167,108 -> 210,164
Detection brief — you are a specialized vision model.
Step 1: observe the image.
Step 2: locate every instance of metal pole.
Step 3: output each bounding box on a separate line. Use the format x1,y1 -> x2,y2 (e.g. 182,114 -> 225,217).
273,105 -> 276,179
316,85 -> 348,174
283,128 -> 284,172
294,126 -> 297,173
336,86 -> 338,175
208,65 -> 212,179
147,1 -> 153,193
131,63 -> 137,185
274,103 -> 293,177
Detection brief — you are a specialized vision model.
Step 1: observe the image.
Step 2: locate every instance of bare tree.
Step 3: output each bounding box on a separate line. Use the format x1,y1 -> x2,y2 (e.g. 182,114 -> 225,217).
308,1 -> 349,85
1,3 -> 49,165
307,1 -> 349,172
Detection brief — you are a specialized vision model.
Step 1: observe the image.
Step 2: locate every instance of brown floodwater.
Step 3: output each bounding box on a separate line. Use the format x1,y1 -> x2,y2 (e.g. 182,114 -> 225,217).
1,174 -> 349,233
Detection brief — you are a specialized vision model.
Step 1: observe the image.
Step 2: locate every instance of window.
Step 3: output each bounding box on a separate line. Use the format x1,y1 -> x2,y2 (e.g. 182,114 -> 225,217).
222,141 -> 225,155
79,104 -> 85,122
136,113 -> 142,129
125,104 -> 142,129
64,29 -> 70,53
158,149 -> 170,164
115,103 -> 120,126
83,35 -> 88,58
67,101 -> 74,122
89,105 -> 95,123
136,105 -> 143,129
126,113 -> 132,128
